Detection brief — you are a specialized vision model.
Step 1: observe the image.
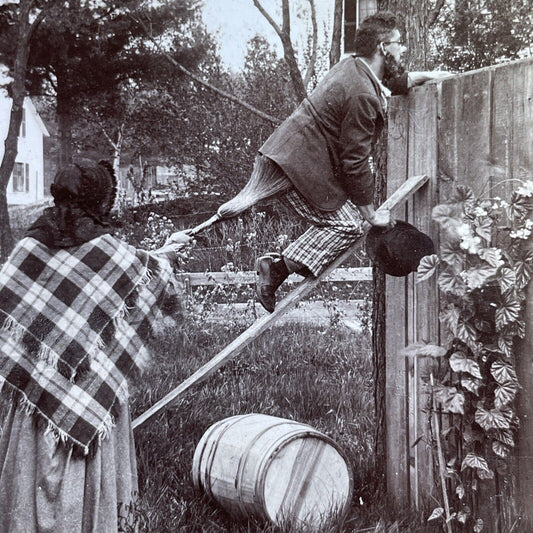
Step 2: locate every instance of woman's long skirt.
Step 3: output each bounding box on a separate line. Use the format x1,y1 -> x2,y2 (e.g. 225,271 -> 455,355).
0,400 -> 138,533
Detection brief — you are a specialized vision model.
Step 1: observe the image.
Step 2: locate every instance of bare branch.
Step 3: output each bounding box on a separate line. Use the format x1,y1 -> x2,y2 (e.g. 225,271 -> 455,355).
428,0 -> 446,27
329,0 -> 342,67
252,0 -> 283,38
303,0 -> 317,88
131,11 -> 281,126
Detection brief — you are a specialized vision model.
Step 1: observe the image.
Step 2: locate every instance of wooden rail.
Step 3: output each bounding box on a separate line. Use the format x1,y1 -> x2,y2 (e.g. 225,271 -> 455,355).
177,267 -> 372,287
133,174 -> 428,431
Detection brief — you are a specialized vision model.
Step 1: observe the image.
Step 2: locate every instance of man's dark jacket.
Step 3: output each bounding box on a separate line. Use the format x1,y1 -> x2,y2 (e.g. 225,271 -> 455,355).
260,56 -> 408,211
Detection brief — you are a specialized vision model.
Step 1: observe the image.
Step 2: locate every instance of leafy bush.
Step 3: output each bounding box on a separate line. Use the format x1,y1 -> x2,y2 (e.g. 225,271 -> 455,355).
412,179 -> 533,531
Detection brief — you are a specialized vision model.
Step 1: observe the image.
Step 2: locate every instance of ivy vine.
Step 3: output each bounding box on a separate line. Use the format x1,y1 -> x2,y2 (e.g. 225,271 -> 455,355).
408,178 -> 533,531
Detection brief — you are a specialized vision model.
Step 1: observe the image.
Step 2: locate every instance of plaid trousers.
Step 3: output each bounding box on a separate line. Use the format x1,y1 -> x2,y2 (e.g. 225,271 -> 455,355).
280,188 -> 364,277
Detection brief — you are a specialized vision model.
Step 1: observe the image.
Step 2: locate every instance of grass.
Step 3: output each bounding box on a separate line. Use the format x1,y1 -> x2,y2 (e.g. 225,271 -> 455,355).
131,318 -> 436,533
132,321 -> 376,532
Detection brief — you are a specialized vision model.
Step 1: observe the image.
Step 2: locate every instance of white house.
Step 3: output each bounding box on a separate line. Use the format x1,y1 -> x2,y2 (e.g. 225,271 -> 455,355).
0,96 -> 49,206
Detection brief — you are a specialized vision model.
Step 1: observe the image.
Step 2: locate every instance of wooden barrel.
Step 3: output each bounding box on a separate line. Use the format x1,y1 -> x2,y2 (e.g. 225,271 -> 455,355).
192,413 -> 354,528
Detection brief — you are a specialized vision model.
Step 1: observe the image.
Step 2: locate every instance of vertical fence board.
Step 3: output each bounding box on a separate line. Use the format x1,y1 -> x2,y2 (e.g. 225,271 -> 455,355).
456,70 -> 493,196
491,64 -> 516,201
406,83 -> 439,508
513,61 -> 533,526
385,95 -> 410,506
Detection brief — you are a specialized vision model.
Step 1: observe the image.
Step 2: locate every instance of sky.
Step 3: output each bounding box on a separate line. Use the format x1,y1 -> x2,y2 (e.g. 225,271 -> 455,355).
200,0 -> 333,72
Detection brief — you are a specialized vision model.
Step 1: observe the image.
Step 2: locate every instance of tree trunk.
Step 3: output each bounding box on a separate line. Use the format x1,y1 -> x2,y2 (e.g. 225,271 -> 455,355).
378,0 -> 444,69
372,128 -> 388,491
329,0 -> 343,68
57,90 -> 73,167
373,0 -> 439,493
253,0 -> 307,103
0,0 -> 34,261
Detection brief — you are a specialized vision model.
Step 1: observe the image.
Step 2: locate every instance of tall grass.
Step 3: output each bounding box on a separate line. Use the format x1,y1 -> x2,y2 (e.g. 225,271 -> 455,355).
132,320 -> 377,532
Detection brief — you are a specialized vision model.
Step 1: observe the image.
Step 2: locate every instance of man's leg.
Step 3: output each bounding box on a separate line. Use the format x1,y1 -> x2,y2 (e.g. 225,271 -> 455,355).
280,188 -> 365,277
255,187 -> 364,312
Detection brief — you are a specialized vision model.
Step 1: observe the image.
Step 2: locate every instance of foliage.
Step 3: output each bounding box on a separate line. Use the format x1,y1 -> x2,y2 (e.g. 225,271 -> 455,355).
430,0 -> 533,71
414,179 -> 533,530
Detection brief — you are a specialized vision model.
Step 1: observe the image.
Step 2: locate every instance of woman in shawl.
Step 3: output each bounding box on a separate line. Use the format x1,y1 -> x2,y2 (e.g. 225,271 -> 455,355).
0,161 -> 191,532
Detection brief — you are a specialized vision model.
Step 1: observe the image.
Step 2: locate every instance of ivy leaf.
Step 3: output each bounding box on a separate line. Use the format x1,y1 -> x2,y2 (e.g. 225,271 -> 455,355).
506,196 -> 529,220
478,247 -> 504,268
498,267 -> 516,293
491,428 -> 515,447
456,484 -> 465,499
461,452 -> 493,478
474,218 -> 493,241
440,240 -> 465,272
494,383 -> 519,409
457,509 -> 470,524
433,385 -> 465,414
461,266 -> 498,290
514,261 -> 531,290
432,203 -> 463,234
450,351 -> 482,378
498,334 -> 514,357
416,254 -> 440,284
475,406 -> 513,430
495,300 -> 521,330
473,518 -> 484,533
456,319 -> 478,346
477,468 -> 495,480
440,306 -> 460,335
427,507 -> 445,522
491,360 -> 518,384
439,270 -> 467,296
492,440 -> 511,458
461,376 -> 482,395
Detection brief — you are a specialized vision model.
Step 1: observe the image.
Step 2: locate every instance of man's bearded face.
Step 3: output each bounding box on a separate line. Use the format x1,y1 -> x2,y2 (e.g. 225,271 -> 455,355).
383,50 -> 406,84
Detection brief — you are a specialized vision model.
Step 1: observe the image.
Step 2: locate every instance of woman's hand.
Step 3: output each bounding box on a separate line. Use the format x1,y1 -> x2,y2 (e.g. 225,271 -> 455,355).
164,230 -> 194,247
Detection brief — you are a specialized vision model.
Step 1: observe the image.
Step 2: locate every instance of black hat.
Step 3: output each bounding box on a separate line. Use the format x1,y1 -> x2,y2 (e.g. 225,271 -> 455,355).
365,220 -> 435,277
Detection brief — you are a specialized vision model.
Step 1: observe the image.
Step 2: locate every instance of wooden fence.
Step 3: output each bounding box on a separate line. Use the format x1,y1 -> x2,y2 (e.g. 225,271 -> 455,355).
384,57 -> 533,529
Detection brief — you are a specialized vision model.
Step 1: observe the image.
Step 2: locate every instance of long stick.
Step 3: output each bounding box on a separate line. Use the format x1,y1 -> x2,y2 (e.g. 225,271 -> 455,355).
133,174 -> 429,431
430,372 -> 453,533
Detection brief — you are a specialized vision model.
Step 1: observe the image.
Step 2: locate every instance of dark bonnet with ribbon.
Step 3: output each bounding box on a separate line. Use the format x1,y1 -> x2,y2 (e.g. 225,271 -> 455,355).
0,161 -> 174,455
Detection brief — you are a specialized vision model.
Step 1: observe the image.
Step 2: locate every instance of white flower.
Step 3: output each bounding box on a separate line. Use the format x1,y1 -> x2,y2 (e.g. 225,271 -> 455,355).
510,227 -> 532,240
460,234 -> 482,253
516,180 -> 533,198
457,223 -> 471,237
473,206 -> 488,217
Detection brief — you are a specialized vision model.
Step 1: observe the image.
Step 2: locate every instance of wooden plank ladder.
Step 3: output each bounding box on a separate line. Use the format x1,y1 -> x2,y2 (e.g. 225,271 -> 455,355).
132,174 -> 429,431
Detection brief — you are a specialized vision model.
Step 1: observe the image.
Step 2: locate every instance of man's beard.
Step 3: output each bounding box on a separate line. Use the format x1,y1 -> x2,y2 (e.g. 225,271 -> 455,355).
382,52 -> 406,87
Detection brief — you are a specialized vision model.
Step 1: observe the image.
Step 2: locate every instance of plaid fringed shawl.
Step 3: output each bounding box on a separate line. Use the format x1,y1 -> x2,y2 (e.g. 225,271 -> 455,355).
0,234 -> 173,455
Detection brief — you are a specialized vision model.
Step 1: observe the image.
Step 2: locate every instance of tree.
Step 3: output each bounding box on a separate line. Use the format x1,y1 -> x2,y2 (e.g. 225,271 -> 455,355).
0,0 -> 48,260
252,0 -> 318,103
329,0 -> 343,67
431,0 -> 533,71
19,0 -> 201,166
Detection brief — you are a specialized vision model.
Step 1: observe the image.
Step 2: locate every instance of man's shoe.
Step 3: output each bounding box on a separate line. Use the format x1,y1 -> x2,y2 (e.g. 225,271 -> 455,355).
255,254 -> 288,313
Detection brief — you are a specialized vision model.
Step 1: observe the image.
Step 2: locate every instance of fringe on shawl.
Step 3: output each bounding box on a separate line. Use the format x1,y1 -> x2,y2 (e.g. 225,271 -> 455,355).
0,378 -> 126,458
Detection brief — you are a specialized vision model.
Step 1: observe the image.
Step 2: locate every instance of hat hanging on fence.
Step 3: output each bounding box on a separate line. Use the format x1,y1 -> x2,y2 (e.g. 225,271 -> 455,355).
365,220 -> 435,277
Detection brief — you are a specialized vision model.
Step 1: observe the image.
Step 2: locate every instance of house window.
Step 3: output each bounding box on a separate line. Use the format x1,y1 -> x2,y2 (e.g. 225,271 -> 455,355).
12,162 -> 29,193
20,108 -> 26,138
343,0 -> 378,54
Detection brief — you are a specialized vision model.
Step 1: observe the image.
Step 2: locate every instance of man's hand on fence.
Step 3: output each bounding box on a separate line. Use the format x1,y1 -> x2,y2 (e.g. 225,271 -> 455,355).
408,71 -> 454,87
